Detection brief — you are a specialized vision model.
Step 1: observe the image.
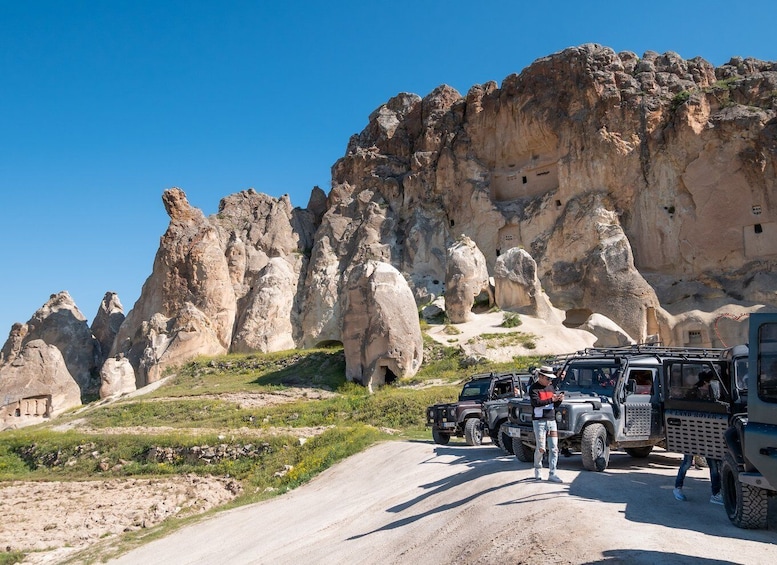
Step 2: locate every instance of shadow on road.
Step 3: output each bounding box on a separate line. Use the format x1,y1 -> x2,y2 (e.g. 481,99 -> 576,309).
347,442 -> 518,540
588,549 -> 741,564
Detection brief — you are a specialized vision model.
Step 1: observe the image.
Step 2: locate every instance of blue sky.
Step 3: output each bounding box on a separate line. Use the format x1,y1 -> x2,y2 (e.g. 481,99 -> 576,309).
1,0 -> 775,335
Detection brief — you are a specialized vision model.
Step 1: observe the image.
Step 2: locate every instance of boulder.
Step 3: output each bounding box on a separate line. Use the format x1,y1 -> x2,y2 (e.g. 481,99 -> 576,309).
342,261 -> 423,391
494,248 -> 558,322
445,236 -> 491,323
99,354 -> 137,398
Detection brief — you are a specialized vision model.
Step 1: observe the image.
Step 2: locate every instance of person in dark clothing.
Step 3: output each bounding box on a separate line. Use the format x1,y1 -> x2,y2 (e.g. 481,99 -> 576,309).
529,366 -> 565,483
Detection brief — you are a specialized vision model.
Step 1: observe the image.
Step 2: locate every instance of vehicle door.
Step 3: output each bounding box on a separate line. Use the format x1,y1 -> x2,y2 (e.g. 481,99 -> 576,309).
663,358 -> 729,459
621,366 -> 660,440
744,313 -> 777,488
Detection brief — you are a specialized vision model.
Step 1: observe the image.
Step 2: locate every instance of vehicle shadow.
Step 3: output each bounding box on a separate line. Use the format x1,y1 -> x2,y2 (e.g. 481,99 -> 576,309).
559,449 -> 777,544
588,549 -> 740,564
346,442 -> 520,540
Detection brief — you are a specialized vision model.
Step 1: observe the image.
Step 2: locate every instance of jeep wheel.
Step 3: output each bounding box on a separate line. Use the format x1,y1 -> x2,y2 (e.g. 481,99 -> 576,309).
432,428 -> 450,445
497,424 -> 515,455
464,418 -> 483,446
721,452 -> 768,529
581,423 -> 609,472
624,446 -> 653,458
512,437 -> 533,462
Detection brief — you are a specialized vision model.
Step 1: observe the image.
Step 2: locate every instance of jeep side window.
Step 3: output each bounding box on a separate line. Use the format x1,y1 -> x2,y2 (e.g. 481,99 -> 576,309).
757,322 -> 777,403
667,362 -> 726,402
493,380 -> 511,398
628,369 -> 653,395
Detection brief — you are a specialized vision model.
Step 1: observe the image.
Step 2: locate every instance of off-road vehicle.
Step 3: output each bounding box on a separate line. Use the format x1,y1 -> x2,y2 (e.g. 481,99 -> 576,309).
426,372 -> 524,446
721,313 -> 777,529
505,345 -> 731,471
482,372 -> 533,453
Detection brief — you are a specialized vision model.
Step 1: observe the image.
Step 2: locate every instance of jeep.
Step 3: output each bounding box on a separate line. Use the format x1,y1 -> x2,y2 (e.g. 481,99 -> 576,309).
426,372 -> 524,446
505,345 -> 729,471
721,313 -> 777,529
482,372 -> 533,453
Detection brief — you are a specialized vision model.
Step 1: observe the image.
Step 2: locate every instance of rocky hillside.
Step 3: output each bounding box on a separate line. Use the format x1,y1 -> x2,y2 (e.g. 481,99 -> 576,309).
2,43 -> 776,427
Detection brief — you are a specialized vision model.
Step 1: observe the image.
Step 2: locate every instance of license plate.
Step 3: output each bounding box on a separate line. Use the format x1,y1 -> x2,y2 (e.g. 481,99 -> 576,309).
506,427 -> 521,438
440,422 -> 456,429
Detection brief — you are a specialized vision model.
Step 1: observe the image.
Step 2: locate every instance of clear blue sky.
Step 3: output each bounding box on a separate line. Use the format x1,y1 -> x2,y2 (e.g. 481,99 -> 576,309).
1,0 -> 775,335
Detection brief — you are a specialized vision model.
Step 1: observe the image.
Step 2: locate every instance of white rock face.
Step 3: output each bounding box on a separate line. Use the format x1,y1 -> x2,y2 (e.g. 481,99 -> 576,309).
579,313 -> 637,347
494,248 -> 558,322
342,261 -> 423,391
445,236 -> 491,323
99,355 -> 137,398
231,257 -> 297,353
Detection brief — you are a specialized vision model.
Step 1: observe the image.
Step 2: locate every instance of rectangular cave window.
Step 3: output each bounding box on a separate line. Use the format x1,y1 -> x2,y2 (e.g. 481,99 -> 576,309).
754,223 -> 763,234
522,176 -> 527,184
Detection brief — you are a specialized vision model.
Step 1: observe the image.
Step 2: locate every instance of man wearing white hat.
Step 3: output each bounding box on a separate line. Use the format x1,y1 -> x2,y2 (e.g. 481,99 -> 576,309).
529,365 -> 565,483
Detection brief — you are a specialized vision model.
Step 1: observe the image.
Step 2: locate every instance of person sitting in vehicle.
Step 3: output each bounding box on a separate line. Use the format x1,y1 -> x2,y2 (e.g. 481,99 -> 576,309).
686,370 -> 719,400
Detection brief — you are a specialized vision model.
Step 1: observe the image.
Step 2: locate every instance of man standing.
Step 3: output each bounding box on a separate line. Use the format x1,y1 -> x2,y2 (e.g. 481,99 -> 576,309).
530,366 -> 564,483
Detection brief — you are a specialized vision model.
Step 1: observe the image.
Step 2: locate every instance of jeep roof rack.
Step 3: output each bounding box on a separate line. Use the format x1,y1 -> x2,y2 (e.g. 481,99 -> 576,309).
566,344 -> 726,361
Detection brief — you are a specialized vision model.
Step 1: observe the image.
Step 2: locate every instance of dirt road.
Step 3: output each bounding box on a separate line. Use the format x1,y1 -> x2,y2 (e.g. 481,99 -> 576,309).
108,440 -> 777,565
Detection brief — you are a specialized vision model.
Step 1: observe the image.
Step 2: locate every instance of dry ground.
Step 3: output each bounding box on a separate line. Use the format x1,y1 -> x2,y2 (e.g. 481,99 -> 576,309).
104,440 -> 777,565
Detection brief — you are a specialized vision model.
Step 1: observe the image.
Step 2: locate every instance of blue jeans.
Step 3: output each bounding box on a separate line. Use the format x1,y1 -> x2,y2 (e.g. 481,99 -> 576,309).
532,419 -> 559,475
675,454 -> 721,495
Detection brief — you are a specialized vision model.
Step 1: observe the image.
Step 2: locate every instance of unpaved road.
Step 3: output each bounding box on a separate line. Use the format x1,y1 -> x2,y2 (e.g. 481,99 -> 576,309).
109,440 -> 777,565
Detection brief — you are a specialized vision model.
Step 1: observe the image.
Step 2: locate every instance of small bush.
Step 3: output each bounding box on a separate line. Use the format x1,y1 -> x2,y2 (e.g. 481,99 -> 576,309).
501,312 -> 522,328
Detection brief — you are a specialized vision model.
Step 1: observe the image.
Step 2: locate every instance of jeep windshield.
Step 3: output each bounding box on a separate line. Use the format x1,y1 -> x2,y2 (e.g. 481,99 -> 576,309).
556,362 -> 621,396
459,379 -> 491,401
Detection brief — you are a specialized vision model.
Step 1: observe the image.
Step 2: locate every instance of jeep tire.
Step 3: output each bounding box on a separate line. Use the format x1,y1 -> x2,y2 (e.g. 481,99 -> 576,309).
497,423 -> 515,454
581,423 -> 610,472
512,437 -> 534,462
432,428 -> 450,445
721,452 -> 768,529
464,418 -> 483,446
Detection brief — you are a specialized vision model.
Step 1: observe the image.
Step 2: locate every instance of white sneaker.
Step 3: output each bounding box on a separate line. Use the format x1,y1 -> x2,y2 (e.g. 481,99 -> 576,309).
710,493 -> 723,505
673,488 -> 686,501
548,474 -> 564,483
534,468 -> 542,480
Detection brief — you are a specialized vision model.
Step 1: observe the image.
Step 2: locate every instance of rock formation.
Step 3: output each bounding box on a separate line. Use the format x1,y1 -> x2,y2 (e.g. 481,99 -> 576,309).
3,44 -> 777,411
91,292 -> 125,363
342,261 -> 423,391
494,247 -> 557,321
0,340 -> 81,429
445,236 -> 492,323
1,292 -> 99,396
99,354 -> 137,399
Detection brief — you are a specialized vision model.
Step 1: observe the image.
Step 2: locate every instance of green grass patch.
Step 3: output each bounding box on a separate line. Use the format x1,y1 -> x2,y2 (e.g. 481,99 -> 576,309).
467,331 -> 537,350
501,312 -> 522,328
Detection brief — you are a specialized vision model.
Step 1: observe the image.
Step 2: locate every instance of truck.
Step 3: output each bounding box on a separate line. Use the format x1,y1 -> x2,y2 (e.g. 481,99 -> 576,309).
426,371 -> 525,446
505,345 -> 736,471
721,312 -> 777,529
